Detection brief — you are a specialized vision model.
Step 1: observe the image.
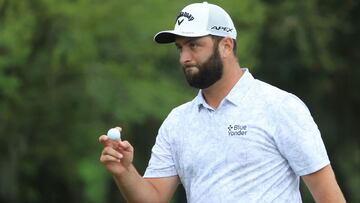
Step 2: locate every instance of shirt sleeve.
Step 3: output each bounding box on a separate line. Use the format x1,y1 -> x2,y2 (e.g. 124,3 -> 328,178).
273,94 -> 330,176
143,116 -> 178,178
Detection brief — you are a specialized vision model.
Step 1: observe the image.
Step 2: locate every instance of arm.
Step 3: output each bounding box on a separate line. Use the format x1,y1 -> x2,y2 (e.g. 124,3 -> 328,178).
113,165 -> 179,203
302,164 -> 346,203
99,133 -> 179,203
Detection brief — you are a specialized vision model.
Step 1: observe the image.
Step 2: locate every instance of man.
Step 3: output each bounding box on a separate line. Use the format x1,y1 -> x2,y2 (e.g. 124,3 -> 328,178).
99,2 -> 346,202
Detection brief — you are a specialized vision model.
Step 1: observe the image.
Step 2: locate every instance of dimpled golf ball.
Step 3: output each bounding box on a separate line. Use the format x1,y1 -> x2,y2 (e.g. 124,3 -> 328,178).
107,128 -> 121,141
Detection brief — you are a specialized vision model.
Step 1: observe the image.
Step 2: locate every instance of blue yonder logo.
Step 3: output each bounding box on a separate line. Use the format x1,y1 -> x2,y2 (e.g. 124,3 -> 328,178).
228,124 -> 247,136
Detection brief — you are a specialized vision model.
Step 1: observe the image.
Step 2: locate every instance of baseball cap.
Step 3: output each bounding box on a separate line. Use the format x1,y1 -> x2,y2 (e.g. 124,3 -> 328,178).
154,2 -> 237,44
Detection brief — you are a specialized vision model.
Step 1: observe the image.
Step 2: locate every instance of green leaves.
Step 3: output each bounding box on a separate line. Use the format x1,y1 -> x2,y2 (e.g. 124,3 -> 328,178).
0,0 -> 358,202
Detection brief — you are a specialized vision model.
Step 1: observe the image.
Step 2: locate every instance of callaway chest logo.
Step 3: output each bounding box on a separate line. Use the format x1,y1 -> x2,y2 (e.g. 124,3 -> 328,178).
228,124 -> 247,136
176,11 -> 194,25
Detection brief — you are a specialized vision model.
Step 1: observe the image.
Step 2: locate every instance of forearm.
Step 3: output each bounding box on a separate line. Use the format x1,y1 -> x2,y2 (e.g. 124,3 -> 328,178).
312,190 -> 346,203
113,164 -> 161,203
308,178 -> 346,203
302,165 -> 346,203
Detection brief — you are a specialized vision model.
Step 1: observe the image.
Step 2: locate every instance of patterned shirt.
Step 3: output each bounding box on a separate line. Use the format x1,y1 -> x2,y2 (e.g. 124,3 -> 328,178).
144,68 -> 330,203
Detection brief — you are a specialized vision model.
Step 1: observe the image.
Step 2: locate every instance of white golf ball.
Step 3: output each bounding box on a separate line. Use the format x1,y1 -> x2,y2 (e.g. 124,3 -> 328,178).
107,128 -> 121,140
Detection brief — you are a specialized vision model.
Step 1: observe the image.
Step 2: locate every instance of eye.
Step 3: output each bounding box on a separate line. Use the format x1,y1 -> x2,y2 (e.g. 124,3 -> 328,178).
189,42 -> 198,49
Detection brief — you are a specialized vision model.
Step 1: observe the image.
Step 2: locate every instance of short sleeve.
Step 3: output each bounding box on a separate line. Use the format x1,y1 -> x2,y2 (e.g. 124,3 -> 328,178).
143,116 -> 178,178
274,94 -> 330,176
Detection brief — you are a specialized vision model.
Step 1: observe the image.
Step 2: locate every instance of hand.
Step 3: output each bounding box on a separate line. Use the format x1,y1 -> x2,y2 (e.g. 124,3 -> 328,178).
99,127 -> 134,176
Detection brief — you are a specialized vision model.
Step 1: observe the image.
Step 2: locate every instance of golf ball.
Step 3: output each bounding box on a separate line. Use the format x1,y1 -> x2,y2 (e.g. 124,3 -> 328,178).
107,128 -> 121,140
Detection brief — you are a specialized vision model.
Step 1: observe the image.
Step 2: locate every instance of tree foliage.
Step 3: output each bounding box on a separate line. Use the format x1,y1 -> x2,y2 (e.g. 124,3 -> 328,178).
0,0 -> 358,202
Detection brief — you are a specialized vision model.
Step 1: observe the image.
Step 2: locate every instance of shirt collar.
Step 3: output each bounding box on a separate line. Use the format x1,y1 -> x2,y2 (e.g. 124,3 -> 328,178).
193,90 -> 208,111
193,68 -> 255,111
225,68 -> 255,106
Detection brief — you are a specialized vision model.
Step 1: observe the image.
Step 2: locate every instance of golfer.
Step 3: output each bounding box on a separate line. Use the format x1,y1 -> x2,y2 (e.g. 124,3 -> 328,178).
99,2 -> 346,202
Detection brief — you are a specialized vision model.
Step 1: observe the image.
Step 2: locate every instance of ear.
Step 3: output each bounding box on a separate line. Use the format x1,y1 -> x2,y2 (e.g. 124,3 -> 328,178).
219,37 -> 234,58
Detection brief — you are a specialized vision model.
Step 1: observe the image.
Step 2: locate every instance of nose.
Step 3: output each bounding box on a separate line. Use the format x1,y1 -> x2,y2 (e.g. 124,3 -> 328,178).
179,48 -> 192,65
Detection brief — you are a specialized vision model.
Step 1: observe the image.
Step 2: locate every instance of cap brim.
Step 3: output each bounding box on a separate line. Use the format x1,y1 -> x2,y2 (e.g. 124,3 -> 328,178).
154,30 -> 210,44
154,31 -> 177,44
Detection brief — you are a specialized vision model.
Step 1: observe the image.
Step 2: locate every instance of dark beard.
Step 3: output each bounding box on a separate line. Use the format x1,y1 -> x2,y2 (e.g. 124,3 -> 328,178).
182,43 -> 223,89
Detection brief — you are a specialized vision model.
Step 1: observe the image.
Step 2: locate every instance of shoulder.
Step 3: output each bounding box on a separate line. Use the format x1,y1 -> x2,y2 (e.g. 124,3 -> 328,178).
254,79 -> 291,101
254,79 -> 307,107
249,79 -> 311,120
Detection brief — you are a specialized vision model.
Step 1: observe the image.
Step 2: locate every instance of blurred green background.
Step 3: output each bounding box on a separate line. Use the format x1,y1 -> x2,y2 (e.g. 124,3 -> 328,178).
0,0 -> 359,202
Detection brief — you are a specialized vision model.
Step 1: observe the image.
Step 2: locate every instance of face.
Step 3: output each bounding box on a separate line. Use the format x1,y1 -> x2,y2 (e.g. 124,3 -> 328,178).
175,36 -> 223,89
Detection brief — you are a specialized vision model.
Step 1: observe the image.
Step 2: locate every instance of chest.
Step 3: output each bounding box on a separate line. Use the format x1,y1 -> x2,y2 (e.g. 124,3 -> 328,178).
171,109 -> 281,179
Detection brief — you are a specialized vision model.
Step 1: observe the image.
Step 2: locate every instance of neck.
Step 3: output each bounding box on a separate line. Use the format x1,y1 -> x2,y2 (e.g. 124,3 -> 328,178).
202,63 -> 243,109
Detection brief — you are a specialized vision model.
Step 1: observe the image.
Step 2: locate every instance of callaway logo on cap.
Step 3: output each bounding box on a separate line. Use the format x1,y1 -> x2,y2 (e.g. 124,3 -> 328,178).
154,2 -> 237,43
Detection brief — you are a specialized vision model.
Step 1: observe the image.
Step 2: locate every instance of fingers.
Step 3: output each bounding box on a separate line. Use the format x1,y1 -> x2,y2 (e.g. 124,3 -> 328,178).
118,140 -> 133,152
99,127 -> 134,165
99,127 -> 123,145
99,134 -> 117,148
100,135 -> 131,150
99,131 -> 133,152
99,134 -> 108,144
100,146 -> 123,163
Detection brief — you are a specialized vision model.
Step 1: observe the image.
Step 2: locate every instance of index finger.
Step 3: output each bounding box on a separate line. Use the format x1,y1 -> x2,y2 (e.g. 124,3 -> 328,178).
99,134 -> 117,146
99,134 -> 108,145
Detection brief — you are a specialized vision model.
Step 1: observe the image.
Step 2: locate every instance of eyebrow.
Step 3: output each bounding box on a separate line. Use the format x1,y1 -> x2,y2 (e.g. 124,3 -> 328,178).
175,37 -> 201,48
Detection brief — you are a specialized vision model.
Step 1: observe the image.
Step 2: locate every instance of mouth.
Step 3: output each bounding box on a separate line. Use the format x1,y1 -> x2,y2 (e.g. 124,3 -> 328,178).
183,64 -> 198,70
184,66 -> 198,74
184,65 -> 196,70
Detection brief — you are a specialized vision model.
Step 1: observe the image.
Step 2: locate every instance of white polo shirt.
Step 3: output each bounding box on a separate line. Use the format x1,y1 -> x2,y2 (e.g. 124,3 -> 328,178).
144,69 -> 330,203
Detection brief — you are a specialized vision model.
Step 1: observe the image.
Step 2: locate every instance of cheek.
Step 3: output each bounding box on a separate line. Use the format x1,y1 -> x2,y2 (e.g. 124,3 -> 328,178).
194,53 -> 209,65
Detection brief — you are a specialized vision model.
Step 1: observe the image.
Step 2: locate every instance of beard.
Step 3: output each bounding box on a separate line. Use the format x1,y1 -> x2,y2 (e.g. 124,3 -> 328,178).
182,43 -> 223,89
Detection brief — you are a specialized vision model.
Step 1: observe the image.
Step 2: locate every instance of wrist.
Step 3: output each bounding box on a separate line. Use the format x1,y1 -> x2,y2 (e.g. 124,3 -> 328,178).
113,164 -> 134,179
